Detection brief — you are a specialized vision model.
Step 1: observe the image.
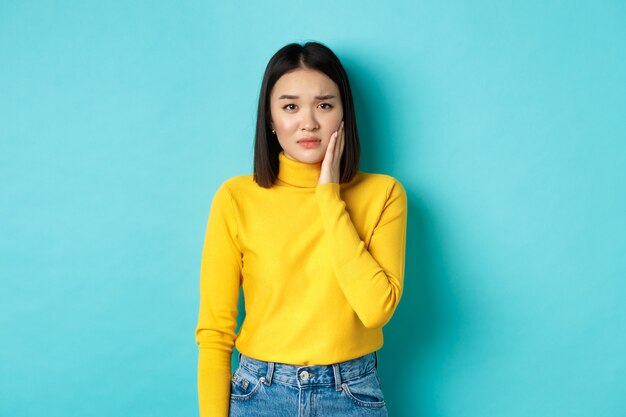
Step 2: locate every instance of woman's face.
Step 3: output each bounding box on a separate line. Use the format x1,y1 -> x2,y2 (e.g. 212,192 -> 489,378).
270,68 -> 344,164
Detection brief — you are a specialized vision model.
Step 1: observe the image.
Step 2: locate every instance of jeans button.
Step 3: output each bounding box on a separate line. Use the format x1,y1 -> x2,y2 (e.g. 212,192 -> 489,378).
300,371 -> 310,380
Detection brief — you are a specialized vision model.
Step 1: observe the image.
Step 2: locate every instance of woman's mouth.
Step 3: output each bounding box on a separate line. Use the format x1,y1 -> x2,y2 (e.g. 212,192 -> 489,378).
298,139 -> 321,148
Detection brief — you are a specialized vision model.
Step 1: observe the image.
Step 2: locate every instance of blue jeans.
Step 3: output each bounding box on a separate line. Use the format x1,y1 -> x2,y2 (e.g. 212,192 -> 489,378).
228,351 -> 388,417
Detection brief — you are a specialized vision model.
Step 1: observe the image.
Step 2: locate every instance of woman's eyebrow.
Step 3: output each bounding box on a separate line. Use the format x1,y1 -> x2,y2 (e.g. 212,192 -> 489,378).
278,94 -> 337,100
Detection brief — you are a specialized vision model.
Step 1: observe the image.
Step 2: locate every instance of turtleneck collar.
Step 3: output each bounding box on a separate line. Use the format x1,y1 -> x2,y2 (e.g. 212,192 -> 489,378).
276,150 -> 322,188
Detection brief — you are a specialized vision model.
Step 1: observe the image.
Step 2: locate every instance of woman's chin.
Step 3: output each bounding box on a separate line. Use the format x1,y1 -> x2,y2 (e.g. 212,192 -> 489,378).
284,150 -> 325,164
300,155 -> 324,164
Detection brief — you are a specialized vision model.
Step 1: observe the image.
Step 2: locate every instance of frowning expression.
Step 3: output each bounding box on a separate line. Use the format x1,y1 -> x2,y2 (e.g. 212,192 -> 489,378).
270,68 -> 344,164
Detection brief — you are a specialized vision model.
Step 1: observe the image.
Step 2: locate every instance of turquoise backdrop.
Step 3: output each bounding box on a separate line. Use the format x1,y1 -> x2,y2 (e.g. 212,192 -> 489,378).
1,1 -> 624,416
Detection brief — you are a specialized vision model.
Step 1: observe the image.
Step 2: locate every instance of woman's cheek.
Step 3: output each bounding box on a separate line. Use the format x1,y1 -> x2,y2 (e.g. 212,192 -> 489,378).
321,138 -> 331,154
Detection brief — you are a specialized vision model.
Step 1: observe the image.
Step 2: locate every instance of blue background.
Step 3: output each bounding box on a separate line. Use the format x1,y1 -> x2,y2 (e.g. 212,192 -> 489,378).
1,1 -> 625,416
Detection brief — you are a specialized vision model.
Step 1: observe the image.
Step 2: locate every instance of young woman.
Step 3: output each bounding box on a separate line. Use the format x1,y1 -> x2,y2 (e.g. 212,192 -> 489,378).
195,41 -> 407,417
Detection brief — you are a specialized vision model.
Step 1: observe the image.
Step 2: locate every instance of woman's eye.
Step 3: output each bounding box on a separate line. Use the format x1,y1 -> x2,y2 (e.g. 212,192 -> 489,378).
319,103 -> 334,110
283,104 -> 297,111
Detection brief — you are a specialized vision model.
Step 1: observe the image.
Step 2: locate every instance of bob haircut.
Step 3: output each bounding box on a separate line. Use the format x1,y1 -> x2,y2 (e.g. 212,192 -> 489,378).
253,41 -> 361,188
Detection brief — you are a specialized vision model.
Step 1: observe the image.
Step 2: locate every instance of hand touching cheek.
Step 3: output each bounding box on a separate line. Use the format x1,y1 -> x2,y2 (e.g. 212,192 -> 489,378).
318,121 -> 345,185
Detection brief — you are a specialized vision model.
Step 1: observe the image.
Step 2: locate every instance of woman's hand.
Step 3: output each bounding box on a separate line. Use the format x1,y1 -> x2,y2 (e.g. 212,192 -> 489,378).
318,121 -> 345,185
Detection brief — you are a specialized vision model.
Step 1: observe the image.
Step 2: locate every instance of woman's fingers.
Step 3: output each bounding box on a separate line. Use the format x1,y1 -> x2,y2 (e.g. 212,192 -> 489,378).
318,126 -> 342,185
327,130 -> 337,157
333,121 -> 344,173
338,121 -> 345,162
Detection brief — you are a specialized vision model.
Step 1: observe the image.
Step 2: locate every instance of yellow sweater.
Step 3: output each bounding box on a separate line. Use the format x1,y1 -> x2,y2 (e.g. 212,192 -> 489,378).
195,150 -> 407,417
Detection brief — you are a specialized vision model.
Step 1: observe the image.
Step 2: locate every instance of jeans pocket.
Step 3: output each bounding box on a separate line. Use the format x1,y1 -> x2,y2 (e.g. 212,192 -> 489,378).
341,371 -> 386,408
230,366 -> 265,401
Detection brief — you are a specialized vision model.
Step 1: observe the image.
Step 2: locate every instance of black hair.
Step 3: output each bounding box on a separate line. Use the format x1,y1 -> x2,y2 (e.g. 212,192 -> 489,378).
253,41 -> 360,188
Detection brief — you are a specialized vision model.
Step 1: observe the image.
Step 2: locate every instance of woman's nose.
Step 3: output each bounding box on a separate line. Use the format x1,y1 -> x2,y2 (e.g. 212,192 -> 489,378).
300,109 -> 319,131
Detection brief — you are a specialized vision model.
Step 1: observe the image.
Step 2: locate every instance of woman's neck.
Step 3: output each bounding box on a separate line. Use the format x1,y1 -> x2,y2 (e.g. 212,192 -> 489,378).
276,151 -> 322,188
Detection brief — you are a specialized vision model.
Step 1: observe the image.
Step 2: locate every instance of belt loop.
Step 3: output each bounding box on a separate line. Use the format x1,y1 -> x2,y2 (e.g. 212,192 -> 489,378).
264,361 -> 275,385
374,351 -> 379,369
333,363 -> 343,391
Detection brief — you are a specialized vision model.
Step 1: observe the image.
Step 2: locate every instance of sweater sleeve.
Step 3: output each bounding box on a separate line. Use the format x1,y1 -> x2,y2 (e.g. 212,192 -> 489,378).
315,179 -> 407,329
195,182 -> 242,417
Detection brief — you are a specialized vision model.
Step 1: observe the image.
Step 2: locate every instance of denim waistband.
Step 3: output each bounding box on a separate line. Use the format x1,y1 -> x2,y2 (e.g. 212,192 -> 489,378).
237,352 -> 378,390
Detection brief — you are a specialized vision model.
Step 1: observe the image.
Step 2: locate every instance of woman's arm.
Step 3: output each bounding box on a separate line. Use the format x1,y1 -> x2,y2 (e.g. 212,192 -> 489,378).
317,123 -> 407,328
195,182 -> 242,417
315,179 -> 407,328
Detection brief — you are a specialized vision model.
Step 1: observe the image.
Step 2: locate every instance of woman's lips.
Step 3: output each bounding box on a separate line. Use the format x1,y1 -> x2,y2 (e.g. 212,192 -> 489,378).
298,139 -> 321,148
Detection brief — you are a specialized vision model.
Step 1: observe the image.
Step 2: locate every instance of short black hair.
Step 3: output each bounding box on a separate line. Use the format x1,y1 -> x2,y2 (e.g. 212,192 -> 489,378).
253,41 -> 360,188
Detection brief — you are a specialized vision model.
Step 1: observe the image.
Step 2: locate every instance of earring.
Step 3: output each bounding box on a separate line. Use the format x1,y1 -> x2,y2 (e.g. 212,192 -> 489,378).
271,129 -> 276,134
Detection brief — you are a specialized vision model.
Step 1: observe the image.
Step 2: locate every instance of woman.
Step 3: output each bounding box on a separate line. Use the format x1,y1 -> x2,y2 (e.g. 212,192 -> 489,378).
195,41 -> 407,417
